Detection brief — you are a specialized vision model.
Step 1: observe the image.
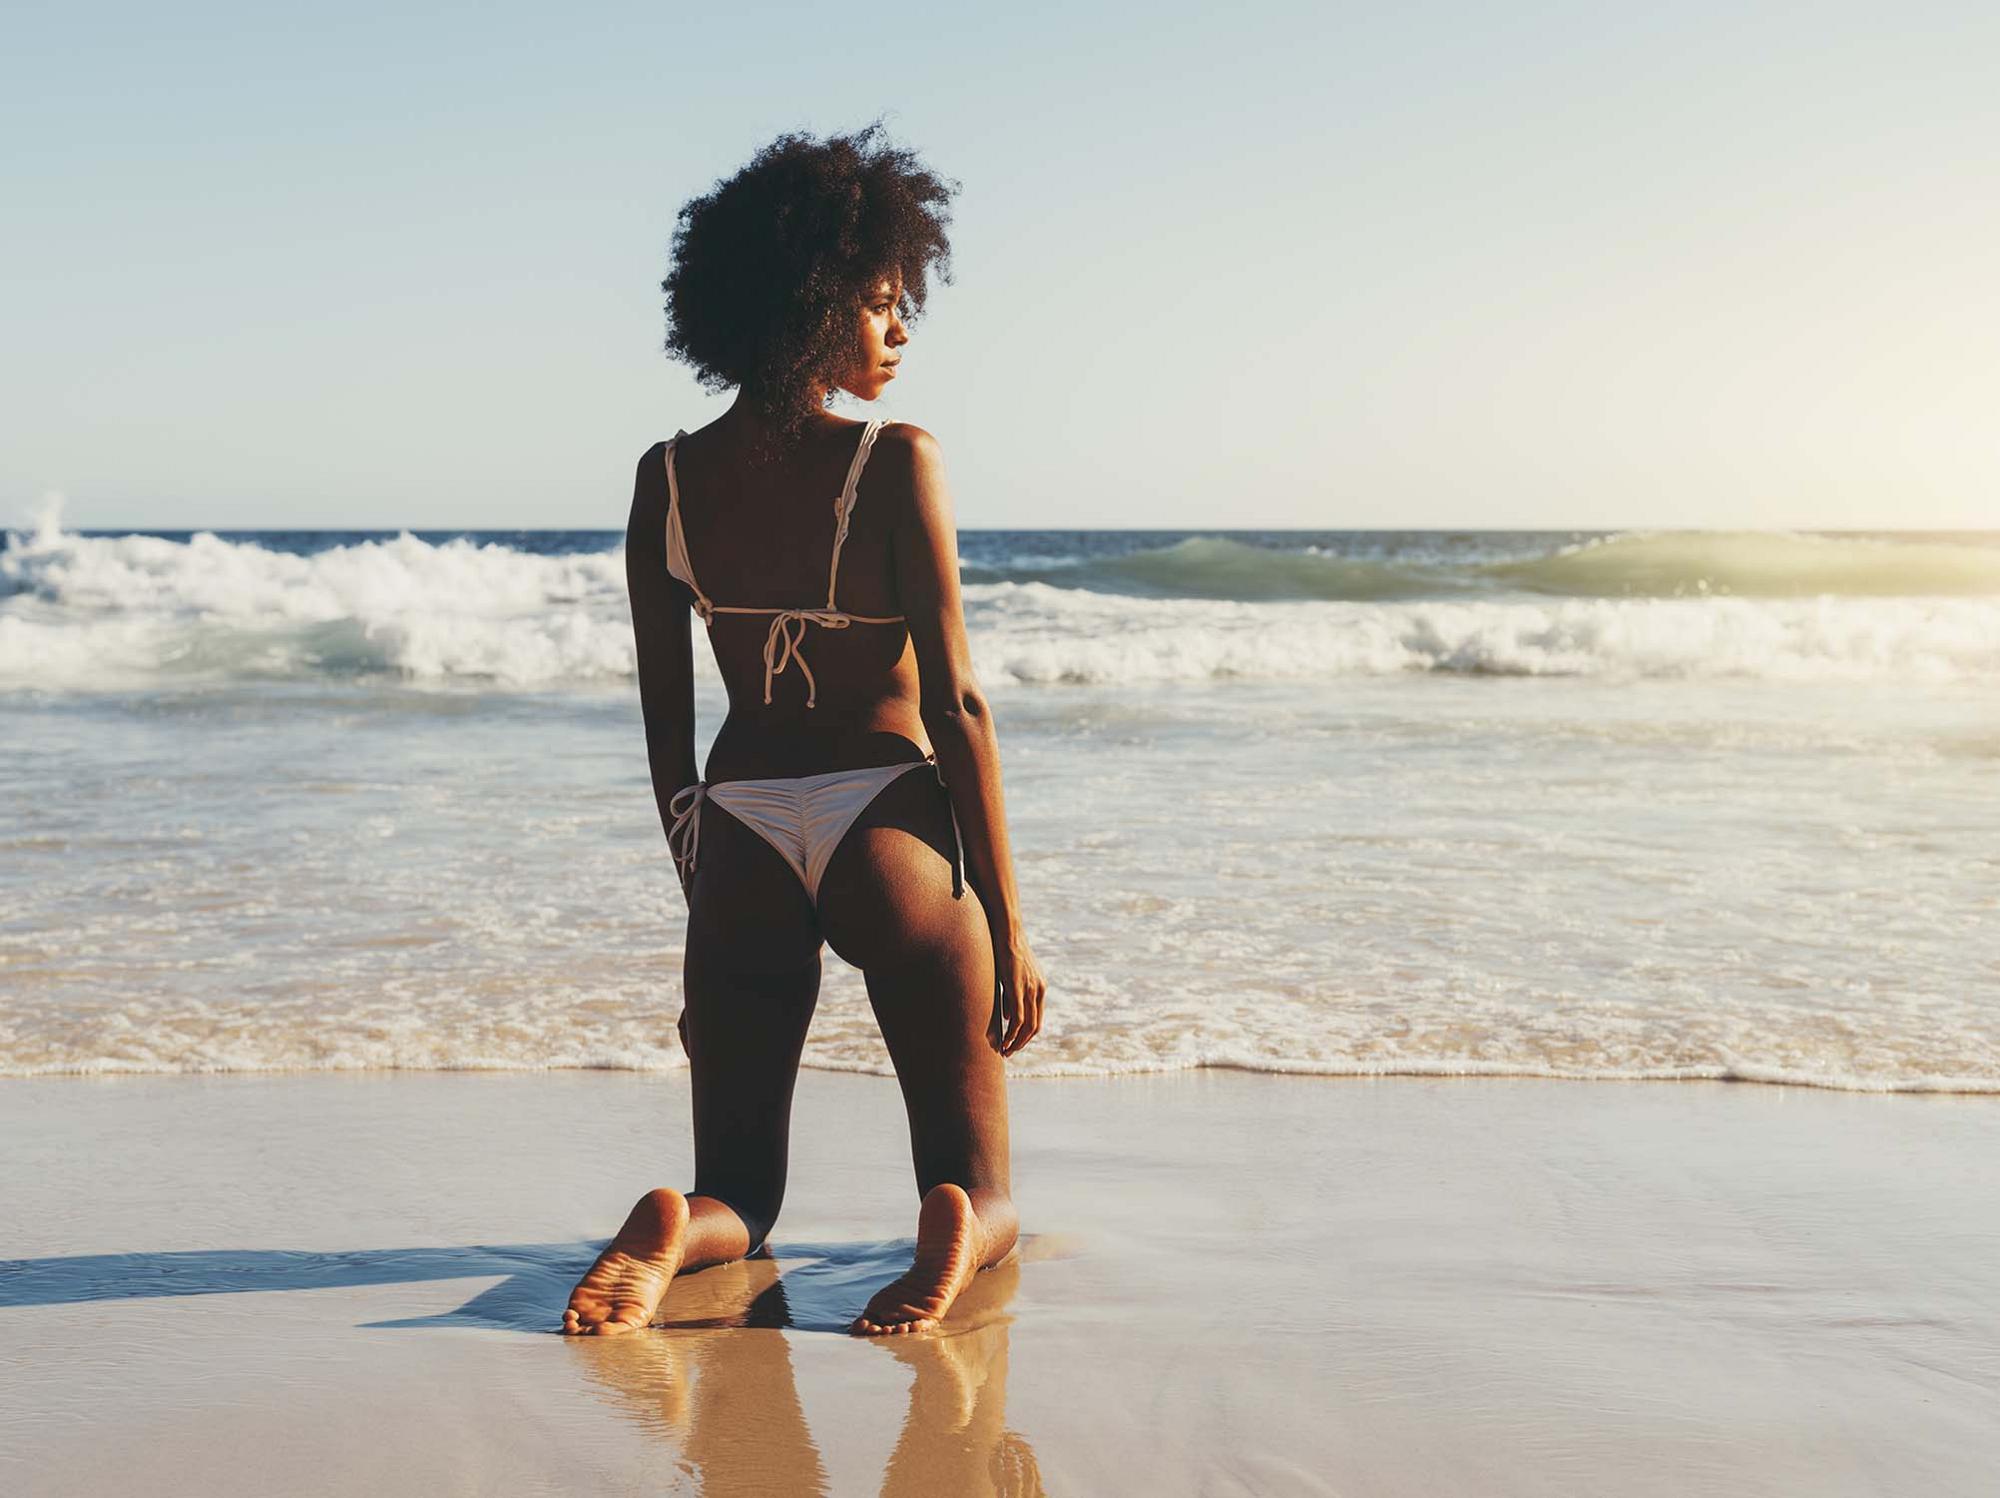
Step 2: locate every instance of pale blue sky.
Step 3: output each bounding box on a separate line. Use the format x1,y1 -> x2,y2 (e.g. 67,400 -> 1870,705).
4,1 -> 1996,530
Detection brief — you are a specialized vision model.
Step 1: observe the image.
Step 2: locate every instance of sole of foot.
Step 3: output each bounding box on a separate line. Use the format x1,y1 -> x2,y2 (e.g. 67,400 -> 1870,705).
562,1187 -> 691,1336
852,1182 -> 983,1337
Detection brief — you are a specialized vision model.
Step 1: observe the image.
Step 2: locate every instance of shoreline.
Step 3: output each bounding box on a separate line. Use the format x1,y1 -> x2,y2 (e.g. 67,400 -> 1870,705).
9,1059 -> 1999,1093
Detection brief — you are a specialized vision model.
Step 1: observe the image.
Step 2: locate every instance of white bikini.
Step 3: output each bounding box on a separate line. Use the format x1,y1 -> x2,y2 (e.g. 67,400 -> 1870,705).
661,419 -> 963,907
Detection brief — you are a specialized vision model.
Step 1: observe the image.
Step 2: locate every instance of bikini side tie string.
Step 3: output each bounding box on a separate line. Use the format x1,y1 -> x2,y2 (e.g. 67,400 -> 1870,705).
667,782 -> 706,892
927,756 -> 966,900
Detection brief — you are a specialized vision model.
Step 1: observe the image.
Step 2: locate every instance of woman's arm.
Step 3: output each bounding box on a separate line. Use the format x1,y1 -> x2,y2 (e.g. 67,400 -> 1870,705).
625,444 -> 699,887
885,424 -> 1046,1056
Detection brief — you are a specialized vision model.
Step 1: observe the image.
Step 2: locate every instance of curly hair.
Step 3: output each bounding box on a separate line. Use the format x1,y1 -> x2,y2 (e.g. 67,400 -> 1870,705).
662,121 -> 958,456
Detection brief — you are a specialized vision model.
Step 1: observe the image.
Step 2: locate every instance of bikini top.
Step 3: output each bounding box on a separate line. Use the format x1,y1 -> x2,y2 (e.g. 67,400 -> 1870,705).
664,417 -> 901,709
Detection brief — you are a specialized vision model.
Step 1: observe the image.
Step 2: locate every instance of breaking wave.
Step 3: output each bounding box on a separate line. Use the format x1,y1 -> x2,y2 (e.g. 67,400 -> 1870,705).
964,529 -> 2000,601
4,522 -> 1997,690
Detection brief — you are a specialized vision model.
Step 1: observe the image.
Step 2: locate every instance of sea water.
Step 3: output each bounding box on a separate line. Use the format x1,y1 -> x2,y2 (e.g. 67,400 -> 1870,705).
3,518 -> 1996,1090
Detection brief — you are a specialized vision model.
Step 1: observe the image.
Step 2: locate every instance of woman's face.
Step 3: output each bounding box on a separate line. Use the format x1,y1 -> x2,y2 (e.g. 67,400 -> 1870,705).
828,273 -> 908,402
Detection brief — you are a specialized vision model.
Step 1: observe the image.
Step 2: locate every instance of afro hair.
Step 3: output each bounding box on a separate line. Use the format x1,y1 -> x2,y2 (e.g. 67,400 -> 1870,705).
663,121 -> 958,446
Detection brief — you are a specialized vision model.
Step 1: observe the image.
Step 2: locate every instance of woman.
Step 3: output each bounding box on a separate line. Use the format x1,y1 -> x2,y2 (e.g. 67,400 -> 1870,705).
564,125 -> 1047,1338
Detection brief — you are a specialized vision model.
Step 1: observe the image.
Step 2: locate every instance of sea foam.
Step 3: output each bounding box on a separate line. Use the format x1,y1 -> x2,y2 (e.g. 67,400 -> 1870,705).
4,525 -> 1997,690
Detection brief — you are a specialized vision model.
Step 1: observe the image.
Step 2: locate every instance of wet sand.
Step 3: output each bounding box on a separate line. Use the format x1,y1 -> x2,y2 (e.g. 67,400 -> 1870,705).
3,1070 -> 1996,1496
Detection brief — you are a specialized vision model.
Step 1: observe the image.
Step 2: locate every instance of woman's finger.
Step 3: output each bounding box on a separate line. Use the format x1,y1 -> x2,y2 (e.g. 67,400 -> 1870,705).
1017,987 -> 1043,1052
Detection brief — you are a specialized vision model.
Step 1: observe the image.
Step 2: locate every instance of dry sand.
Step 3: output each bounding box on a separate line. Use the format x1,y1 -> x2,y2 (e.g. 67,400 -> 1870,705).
3,1070 -> 1996,1496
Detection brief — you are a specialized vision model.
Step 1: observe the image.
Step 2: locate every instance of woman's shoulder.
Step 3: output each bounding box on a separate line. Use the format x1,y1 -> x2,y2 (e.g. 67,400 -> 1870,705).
633,438 -> 673,483
864,423 -> 952,535
865,422 -> 945,499
627,439 -> 671,530
872,421 -> 942,461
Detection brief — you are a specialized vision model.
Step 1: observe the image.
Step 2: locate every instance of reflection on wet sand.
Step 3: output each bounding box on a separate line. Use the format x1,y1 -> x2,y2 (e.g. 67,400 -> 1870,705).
877,1288 -> 1043,1498
569,1248 -> 1043,1496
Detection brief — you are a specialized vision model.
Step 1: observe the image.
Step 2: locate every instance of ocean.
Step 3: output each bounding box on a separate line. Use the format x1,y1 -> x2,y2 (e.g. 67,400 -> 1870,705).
3,520 -> 1996,1090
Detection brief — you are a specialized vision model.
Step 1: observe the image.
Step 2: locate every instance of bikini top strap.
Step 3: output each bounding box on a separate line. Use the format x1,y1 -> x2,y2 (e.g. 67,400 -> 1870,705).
825,418 -> 887,610
663,432 -> 714,619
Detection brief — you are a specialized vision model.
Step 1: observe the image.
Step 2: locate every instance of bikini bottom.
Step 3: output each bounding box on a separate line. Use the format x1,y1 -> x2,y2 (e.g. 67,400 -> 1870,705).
667,755 -> 963,908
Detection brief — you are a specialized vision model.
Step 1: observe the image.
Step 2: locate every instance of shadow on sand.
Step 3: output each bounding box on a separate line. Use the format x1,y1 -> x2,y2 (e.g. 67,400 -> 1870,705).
1,1234 -> 1056,1495
0,1242 -> 580,1325
0,1233 -> 1068,1335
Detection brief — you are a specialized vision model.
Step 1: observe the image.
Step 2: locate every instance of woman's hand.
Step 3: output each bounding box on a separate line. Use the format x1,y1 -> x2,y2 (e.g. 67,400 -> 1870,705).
990,933 -> 1046,1057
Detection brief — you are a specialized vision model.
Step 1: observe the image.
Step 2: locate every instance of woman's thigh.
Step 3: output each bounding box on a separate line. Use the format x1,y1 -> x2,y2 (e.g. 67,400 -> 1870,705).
682,797 -> 825,1216
817,768 -> 1012,1196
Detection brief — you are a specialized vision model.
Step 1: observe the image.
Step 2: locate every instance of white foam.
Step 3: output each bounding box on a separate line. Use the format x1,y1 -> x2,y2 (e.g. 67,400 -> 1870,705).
5,574 -> 1994,1097
5,527 -> 1997,691
967,583 -> 2000,685
5,975 -> 1994,1092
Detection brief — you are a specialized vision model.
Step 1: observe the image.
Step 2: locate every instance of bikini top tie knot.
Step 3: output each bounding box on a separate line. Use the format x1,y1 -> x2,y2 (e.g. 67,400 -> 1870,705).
663,419 -> 903,709
760,607 -> 855,709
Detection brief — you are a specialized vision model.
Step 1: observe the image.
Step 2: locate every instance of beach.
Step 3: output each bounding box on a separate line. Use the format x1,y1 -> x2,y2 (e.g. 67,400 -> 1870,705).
11,0 -> 2000,1484
5,1068 -> 1996,1496
5,521 -> 1998,1492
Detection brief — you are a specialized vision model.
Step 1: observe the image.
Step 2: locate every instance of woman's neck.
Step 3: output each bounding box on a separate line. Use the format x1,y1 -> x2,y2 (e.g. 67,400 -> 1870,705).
718,386 -> 853,465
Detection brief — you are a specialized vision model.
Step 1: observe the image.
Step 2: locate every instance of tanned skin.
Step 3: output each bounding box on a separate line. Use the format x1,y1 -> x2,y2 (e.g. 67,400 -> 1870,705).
564,273 -> 1048,1337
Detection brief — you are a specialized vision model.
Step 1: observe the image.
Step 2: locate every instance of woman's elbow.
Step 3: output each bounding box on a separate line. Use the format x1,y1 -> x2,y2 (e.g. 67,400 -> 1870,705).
922,683 -> 992,736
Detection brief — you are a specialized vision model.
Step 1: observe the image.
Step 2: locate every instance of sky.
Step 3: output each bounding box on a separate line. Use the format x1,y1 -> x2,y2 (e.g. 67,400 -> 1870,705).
3,0 -> 1996,531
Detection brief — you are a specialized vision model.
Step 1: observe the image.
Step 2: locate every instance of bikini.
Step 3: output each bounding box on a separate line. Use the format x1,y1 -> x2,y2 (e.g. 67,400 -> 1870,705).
661,418 -> 963,907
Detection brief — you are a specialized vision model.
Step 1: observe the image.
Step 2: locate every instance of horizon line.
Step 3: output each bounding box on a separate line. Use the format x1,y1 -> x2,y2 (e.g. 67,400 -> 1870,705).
36,523 -> 2000,537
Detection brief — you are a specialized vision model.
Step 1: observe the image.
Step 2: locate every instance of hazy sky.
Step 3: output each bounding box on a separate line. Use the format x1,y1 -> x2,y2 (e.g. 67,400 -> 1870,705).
4,1 -> 1996,531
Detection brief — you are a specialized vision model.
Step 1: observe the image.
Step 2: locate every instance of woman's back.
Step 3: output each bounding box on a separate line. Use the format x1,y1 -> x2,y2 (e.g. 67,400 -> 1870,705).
663,416 -> 931,779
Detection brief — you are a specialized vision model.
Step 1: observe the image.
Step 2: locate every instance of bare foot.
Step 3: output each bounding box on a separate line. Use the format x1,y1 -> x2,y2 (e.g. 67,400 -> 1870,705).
563,1188 -> 690,1336
853,1183 -> 982,1336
